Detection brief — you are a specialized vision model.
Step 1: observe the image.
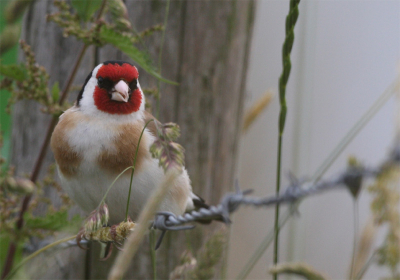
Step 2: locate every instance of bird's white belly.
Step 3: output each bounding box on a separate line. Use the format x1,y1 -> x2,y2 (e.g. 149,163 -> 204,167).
59,156 -> 172,223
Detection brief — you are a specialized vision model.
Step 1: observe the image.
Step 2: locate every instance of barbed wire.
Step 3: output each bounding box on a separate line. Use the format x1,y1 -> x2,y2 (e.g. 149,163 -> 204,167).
24,145 -> 400,252
151,144 -> 400,248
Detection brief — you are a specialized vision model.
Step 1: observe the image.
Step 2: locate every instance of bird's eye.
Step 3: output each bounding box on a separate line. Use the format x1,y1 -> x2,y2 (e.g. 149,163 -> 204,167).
98,77 -> 104,87
129,79 -> 138,91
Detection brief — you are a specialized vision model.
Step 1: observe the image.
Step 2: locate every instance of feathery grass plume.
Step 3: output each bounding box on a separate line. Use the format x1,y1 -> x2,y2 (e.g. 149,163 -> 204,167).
169,227 -> 228,280
189,228 -> 227,280
368,165 -> 400,277
169,251 -> 197,280
269,262 -> 329,280
84,203 -> 109,233
82,220 -> 135,243
243,91 -> 273,133
107,0 -> 132,32
150,122 -> 185,172
349,218 -> 377,280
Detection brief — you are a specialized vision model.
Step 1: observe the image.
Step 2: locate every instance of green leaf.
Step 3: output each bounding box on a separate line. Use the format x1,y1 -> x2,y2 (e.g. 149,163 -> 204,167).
71,0 -> 103,21
98,26 -> 178,85
0,63 -> 26,81
51,81 -> 60,102
24,211 -> 83,233
0,233 -> 24,278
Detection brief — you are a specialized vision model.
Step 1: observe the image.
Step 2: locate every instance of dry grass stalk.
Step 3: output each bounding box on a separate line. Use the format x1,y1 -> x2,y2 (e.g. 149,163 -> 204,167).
108,168 -> 181,280
349,218 -> 377,279
269,262 -> 330,280
242,90 -> 273,133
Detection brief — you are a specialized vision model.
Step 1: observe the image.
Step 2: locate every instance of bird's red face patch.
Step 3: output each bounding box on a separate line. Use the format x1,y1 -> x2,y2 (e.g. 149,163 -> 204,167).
93,63 -> 142,115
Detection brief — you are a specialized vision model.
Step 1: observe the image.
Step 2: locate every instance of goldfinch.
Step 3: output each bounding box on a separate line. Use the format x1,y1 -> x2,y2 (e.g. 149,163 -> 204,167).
50,61 -> 205,225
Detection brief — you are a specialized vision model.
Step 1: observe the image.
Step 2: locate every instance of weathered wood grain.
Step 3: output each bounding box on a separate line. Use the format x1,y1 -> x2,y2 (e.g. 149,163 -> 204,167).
11,0 -> 255,278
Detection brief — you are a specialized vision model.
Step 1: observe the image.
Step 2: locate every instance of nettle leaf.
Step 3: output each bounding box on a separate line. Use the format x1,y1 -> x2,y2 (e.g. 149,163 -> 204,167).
150,122 -> 185,172
0,63 -> 27,81
51,81 -> 60,102
24,210 -> 83,233
71,0 -> 103,21
98,26 -> 177,85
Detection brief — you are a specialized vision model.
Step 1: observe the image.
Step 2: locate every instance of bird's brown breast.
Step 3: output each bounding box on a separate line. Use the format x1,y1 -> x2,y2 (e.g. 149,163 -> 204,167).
51,109 -> 152,178
50,110 -> 83,178
97,122 -> 149,174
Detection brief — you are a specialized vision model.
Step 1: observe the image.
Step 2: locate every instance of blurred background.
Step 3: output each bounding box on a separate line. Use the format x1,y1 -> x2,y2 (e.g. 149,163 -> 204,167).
228,0 -> 399,279
1,0 -> 399,279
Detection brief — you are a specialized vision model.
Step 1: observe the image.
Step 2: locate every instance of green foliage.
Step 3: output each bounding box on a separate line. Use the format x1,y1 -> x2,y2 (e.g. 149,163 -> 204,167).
0,41 -> 67,116
71,0 -> 103,22
0,62 -> 26,81
24,211 -> 83,233
98,25 -> 176,84
0,234 -> 24,278
51,82 -> 60,102
48,0 -> 175,84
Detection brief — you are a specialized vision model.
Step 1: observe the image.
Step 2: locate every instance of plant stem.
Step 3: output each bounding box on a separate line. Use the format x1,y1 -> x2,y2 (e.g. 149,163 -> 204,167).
156,0 -> 171,119
149,230 -> 157,280
354,251 -> 377,280
349,200 -> 359,279
237,205 -> 296,280
4,235 -> 77,280
125,119 -> 154,222
273,135 -> 283,271
273,0 -> 301,277
109,168 -> 181,280
237,77 -> 398,279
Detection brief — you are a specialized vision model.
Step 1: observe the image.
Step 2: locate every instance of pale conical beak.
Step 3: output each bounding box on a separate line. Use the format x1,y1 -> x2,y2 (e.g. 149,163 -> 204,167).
111,80 -> 130,102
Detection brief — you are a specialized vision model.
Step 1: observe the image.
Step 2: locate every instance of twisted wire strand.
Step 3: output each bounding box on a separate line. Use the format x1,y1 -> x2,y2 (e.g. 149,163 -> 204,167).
152,146 -> 399,232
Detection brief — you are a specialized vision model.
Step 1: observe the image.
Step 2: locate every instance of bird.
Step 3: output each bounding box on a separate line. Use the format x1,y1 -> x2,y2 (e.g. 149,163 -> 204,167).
50,60 -> 207,225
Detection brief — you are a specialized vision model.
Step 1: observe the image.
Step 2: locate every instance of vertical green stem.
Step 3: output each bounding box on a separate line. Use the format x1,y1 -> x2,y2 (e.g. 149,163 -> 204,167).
350,199 -> 359,279
149,230 -> 157,280
273,0 -> 300,277
125,119 -> 154,222
273,135 -> 283,270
